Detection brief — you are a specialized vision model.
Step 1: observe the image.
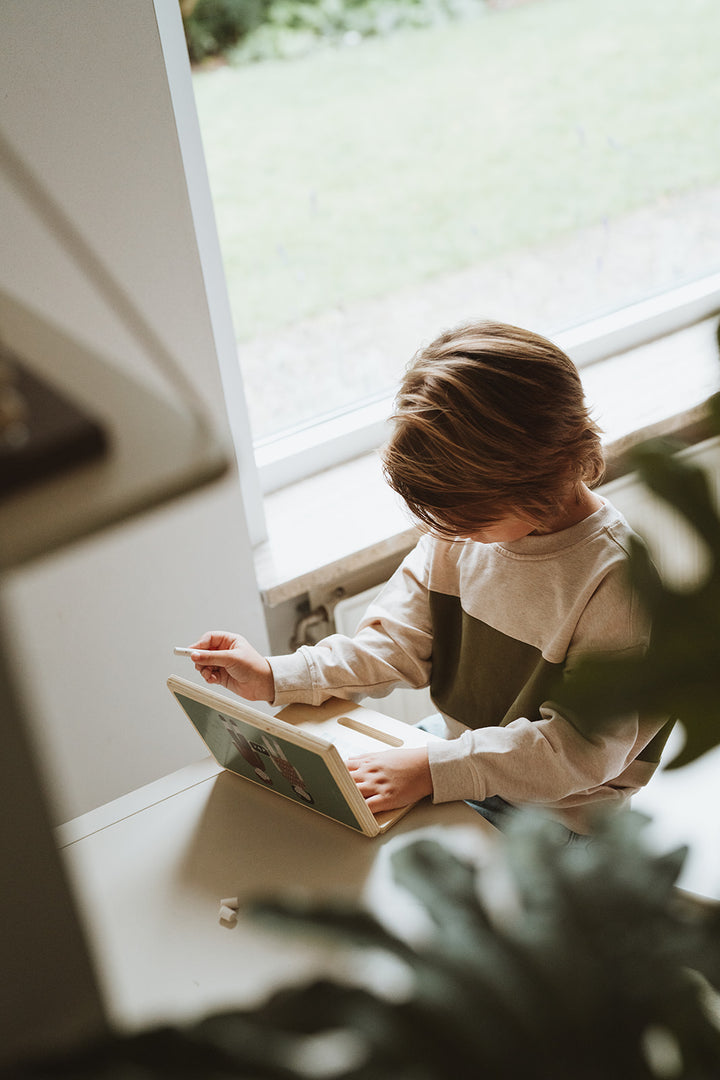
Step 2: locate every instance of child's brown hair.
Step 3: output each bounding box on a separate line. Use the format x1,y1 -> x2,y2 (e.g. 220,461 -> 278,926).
382,320 -> 604,537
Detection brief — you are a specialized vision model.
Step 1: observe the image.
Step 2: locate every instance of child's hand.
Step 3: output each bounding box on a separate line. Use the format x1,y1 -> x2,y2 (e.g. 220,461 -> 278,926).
347,747 -> 432,812
188,631 -> 275,703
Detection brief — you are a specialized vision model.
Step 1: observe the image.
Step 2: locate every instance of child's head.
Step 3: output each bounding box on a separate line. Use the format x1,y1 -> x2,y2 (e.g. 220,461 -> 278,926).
382,320 -> 604,538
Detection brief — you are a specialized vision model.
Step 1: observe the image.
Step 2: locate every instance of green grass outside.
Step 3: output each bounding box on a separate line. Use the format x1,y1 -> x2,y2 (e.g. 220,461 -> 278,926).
192,0 -> 720,350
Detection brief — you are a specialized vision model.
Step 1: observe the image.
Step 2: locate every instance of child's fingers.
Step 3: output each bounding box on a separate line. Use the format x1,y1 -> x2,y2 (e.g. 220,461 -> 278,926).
364,793 -> 396,811
190,632 -> 238,651
190,649 -> 236,670
347,754 -> 380,771
348,763 -> 388,800
189,632 -> 218,650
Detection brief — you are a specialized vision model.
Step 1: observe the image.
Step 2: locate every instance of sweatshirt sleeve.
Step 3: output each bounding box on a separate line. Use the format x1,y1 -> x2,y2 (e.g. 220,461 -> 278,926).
428,563 -> 662,807
269,537 -> 434,707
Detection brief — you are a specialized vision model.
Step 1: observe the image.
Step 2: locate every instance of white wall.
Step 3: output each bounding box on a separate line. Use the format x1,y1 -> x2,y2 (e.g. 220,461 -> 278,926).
0,1 -> 269,823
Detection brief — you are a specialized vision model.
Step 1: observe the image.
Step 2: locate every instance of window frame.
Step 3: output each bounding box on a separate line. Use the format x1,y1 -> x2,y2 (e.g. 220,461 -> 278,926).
253,271 -> 720,500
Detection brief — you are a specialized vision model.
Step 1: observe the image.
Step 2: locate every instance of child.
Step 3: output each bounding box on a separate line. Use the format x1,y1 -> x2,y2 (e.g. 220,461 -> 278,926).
189,320 -> 671,835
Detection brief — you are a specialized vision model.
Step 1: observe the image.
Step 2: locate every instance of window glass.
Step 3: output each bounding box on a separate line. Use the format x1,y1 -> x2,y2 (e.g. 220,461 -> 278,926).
192,0 -> 720,444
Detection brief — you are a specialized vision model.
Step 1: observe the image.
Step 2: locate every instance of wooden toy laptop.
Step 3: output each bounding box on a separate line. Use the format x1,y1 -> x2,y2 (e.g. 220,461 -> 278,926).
168,675 -> 438,837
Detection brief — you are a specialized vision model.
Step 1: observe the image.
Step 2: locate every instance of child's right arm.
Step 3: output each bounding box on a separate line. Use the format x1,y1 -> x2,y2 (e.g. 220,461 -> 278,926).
188,631 -> 275,703
188,537 -> 435,708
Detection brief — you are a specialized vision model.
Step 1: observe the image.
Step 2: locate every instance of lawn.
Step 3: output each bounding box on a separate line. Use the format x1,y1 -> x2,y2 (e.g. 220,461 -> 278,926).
191,0 -> 720,437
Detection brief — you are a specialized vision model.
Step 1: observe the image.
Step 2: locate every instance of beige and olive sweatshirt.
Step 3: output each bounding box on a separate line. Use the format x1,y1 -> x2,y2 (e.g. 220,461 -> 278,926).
269,499 -> 670,833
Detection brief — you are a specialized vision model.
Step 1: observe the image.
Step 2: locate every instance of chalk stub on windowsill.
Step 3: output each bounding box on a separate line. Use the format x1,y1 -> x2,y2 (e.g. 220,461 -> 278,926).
220,896 -> 240,910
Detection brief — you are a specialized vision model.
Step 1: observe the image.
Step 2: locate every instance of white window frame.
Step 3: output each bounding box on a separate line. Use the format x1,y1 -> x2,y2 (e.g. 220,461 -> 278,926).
168,4 -> 720,546
254,271 -> 720,499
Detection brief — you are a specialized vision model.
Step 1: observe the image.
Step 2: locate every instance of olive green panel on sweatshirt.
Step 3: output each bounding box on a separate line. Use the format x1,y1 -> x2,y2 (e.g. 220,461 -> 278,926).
429,592 -> 673,756
429,591 -> 562,730
635,717 -> 675,764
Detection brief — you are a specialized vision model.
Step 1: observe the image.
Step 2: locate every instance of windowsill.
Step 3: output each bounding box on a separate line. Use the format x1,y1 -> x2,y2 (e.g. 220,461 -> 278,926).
254,317 -> 720,607
255,450 -> 418,606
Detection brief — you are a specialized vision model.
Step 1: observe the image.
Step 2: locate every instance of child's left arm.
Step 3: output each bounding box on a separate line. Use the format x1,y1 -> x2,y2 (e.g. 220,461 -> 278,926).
347,747 -> 433,811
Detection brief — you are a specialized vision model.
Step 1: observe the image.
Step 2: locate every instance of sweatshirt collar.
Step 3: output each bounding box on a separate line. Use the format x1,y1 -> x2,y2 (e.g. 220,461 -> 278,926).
495,498 -> 615,557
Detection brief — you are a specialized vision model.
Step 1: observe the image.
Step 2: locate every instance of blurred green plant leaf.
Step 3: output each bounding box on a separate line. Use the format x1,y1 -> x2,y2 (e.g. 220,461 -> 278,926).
555,394 -> 720,770
245,819 -> 720,1078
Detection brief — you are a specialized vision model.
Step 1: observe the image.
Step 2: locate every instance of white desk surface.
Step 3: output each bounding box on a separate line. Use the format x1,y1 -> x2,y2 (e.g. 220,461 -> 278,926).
56,748 -> 720,1035
56,757 -> 496,1033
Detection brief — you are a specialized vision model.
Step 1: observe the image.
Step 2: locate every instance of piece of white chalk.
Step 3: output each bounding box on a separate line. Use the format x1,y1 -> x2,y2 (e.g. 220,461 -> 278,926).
220,896 -> 240,910
173,646 -> 196,656
219,905 -> 238,926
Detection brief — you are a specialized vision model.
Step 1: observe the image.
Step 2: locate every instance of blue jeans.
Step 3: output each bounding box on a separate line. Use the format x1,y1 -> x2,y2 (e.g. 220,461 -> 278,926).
465,794 -> 516,830
465,794 -> 591,845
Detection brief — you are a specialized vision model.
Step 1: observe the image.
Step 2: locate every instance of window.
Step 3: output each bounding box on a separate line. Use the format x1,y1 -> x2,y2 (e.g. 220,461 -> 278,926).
191,0 -> 720,494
